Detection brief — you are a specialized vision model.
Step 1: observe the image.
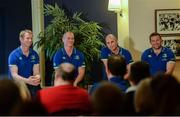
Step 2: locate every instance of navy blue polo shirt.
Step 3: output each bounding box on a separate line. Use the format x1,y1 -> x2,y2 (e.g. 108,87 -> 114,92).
101,47 -> 133,64
8,47 -> 39,78
89,76 -> 129,95
141,47 -> 175,76
53,48 -> 85,70
109,76 -> 129,92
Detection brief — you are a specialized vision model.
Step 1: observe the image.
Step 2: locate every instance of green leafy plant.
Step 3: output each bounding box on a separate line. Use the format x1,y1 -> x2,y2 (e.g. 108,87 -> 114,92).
35,4 -> 104,84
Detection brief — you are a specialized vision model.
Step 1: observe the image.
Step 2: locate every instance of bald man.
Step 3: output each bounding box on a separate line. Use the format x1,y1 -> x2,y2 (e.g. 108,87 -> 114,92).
101,34 -> 133,80
36,63 -> 92,115
53,32 -> 85,86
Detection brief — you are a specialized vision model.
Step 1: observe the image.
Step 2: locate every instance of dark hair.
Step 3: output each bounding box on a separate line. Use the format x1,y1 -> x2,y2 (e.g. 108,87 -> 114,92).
56,63 -> 76,81
107,55 -> 127,76
0,79 -> 22,115
130,61 -> 150,84
11,99 -> 48,116
149,32 -> 161,42
92,82 -> 124,115
150,73 -> 180,115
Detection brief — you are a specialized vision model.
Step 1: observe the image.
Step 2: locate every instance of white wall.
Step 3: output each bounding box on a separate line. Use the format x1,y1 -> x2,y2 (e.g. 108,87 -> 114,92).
129,0 -> 180,59
120,0 -> 180,79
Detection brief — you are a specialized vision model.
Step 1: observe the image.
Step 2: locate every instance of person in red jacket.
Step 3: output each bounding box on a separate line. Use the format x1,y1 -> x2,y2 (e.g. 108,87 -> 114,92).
36,63 -> 92,115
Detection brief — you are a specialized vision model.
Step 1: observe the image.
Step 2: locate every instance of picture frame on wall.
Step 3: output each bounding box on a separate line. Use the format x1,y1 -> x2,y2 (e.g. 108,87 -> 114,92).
162,36 -> 180,59
155,9 -> 180,36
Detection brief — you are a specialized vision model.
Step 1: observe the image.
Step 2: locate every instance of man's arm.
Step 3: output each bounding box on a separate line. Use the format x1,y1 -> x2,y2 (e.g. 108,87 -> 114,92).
33,64 -> 41,85
101,59 -> 111,78
166,61 -> 176,75
10,65 -> 40,86
73,67 -> 85,87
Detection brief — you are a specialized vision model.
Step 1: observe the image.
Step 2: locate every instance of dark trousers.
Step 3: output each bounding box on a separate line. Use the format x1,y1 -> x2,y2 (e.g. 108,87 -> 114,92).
27,84 -> 41,97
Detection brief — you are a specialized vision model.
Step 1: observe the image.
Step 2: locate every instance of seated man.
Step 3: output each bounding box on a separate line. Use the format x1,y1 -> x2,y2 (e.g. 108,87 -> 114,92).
36,63 -> 92,115
101,34 -> 133,80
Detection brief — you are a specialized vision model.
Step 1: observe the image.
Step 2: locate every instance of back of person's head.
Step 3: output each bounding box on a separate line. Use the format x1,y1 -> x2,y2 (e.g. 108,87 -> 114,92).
92,82 -> 124,115
134,78 -> 155,115
15,81 -> 31,101
151,73 -> 180,115
129,61 -> 150,85
107,55 -> 127,77
55,63 -> 76,81
11,99 -> 48,116
0,79 -> 22,115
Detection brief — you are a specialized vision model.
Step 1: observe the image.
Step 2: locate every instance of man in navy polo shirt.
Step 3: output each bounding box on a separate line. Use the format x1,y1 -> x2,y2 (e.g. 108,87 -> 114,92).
101,34 -> 133,80
8,29 -> 41,96
53,31 -> 85,87
141,32 -> 176,76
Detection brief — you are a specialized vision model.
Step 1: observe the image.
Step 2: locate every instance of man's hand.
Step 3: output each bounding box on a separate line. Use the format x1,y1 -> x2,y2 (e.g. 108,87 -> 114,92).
27,75 -> 41,86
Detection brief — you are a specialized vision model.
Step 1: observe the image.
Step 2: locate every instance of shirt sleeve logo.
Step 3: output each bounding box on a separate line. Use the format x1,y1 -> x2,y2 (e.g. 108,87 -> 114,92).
19,57 -> 22,60
162,54 -> 167,58
31,55 -> 36,62
74,55 -> 80,60
148,55 -> 152,58
31,55 -> 36,60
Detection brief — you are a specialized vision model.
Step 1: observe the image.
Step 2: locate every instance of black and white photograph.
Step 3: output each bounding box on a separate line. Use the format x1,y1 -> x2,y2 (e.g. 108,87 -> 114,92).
162,37 -> 180,59
155,9 -> 180,36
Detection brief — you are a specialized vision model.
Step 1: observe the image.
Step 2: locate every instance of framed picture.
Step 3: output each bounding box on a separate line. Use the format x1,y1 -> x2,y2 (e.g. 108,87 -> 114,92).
155,9 -> 180,36
162,37 -> 180,59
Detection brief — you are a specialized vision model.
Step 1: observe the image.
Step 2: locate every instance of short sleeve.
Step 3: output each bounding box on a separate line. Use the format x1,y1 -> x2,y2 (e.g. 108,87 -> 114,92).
53,50 -> 62,69
100,47 -> 109,60
8,52 -> 18,66
125,50 -> 133,64
79,52 -> 85,68
141,50 -> 147,61
167,49 -> 176,62
34,51 -> 40,64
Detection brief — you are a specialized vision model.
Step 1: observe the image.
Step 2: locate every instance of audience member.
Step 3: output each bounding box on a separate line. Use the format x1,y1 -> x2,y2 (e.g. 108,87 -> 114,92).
123,61 -> 150,115
11,99 -> 47,116
150,73 -> 180,115
134,78 -> 155,115
89,55 -> 129,94
91,82 -> 124,115
107,55 -> 129,92
36,63 -> 92,115
0,79 -> 23,115
135,73 -> 180,115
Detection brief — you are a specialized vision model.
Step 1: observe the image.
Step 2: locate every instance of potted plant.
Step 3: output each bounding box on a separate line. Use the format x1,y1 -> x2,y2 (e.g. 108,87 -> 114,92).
35,4 -> 104,87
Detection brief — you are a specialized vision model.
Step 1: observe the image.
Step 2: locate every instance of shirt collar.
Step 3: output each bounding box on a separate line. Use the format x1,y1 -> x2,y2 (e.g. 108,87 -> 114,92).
62,48 -> 76,55
18,46 -> 32,56
150,47 -> 165,54
125,85 -> 137,93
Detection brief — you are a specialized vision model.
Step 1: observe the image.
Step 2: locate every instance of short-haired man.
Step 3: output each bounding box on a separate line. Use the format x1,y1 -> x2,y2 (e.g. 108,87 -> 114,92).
107,55 -> 129,92
53,31 -> 85,86
89,55 -> 129,94
36,63 -> 92,115
141,32 -> 176,76
101,34 -> 133,80
8,29 -> 41,96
